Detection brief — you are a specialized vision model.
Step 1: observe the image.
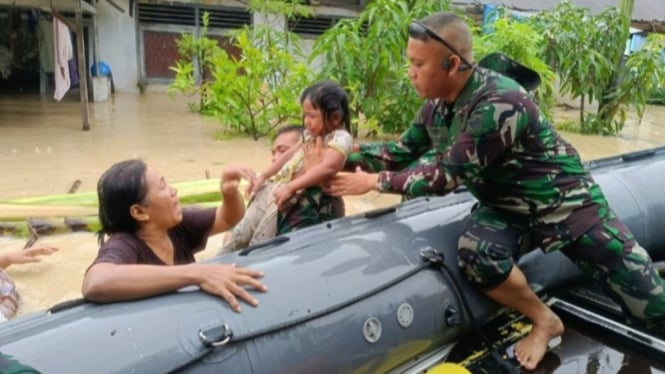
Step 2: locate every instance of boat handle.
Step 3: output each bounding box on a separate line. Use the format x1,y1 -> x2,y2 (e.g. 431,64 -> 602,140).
199,323 -> 233,347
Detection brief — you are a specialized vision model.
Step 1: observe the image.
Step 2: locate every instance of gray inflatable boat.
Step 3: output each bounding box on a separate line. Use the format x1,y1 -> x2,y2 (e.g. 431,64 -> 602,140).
1,147 -> 665,374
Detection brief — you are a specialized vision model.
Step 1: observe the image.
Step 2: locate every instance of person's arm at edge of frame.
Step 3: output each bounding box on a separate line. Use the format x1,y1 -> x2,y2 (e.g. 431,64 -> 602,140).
0,245 -> 58,269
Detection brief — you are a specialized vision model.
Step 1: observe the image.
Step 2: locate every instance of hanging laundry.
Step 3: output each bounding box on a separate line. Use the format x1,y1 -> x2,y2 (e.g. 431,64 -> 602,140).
69,57 -> 79,87
53,18 -> 72,101
36,16 -> 54,74
68,32 -> 79,86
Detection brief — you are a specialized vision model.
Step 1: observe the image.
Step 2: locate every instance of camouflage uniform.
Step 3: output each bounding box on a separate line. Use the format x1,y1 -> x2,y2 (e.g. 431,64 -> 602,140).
277,186 -> 344,235
346,66 -> 665,323
221,182 -> 344,252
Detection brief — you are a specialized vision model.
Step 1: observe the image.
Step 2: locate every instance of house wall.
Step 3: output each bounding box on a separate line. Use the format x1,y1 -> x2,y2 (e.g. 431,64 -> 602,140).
94,0 -> 360,92
95,0 -> 138,92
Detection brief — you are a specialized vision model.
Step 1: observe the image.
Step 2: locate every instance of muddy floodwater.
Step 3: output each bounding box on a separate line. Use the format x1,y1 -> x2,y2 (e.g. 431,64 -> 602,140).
1,92 -> 665,373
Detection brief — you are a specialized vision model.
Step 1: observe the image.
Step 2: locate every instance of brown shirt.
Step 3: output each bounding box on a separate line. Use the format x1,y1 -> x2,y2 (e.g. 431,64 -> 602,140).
91,208 -> 217,266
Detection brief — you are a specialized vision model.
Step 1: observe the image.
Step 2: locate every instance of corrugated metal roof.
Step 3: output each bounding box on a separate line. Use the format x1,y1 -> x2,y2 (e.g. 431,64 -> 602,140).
0,0 -> 95,13
453,0 -> 665,22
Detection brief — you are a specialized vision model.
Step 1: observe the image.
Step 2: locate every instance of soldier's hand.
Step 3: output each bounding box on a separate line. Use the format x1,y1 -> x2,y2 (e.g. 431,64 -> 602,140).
325,167 -> 378,196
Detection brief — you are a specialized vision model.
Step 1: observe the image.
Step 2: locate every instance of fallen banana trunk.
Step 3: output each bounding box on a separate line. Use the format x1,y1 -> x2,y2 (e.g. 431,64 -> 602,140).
0,201 -> 221,238
1,179 -> 239,207
0,178 -> 247,222
0,217 -> 100,237
0,204 -> 98,220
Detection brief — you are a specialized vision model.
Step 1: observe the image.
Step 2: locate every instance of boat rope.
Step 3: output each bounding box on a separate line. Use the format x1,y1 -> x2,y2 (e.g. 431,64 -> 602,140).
420,248 -> 520,374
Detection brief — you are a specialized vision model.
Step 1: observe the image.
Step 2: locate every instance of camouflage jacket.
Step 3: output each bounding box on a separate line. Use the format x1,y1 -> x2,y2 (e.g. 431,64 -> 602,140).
346,67 -> 608,251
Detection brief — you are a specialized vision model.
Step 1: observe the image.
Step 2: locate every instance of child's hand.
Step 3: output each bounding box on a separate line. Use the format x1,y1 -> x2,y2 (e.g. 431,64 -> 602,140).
273,184 -> 296,209
248,174 -> 266,198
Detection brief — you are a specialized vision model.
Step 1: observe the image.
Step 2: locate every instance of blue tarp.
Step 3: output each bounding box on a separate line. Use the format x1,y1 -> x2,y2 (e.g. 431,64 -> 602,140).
481,4 -> 532,34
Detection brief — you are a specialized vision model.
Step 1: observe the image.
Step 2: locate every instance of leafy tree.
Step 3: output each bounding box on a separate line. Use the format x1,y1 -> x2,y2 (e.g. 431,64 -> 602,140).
170,0 -> 313,140
533,0 -> 665,135
612,33 -> 665,124
169,12 -> 222,112
207,24 -> 313,139
474,14 -> 556,120
310,0 -> 452,137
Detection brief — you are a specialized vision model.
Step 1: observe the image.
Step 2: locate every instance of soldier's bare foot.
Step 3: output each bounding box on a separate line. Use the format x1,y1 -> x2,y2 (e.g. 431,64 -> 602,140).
514,312 -> 564,371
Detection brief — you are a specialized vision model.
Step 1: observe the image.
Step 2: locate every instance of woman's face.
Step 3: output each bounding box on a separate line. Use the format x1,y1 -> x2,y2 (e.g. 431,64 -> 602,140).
139,166 -> 182,229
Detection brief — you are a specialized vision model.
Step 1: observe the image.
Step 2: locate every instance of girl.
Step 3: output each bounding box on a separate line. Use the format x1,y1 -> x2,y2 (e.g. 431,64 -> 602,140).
223,80 -> 353,251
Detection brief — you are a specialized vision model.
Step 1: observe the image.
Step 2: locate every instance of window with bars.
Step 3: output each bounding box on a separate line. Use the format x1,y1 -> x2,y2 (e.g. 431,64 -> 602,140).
137,2 -> 250,80
137,3 -> 251,28
287,15 -> 343,36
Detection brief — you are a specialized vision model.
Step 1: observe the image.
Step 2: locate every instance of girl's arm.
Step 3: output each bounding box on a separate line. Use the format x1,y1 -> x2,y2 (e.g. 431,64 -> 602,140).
287,146 -> 346,192
251,142 -> 303,195
261,141 -> 303,181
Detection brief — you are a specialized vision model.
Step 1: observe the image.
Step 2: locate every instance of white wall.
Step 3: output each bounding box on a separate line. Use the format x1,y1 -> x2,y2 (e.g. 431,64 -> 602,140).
94,1 -> 359,92
96,0 -> 138,92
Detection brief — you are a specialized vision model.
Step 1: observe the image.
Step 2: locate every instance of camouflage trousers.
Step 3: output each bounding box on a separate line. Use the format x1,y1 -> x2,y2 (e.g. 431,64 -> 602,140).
277,186 -> 344,235
458,205 -> 665,323
0,353 -> 41,373
221,183 -> 344,252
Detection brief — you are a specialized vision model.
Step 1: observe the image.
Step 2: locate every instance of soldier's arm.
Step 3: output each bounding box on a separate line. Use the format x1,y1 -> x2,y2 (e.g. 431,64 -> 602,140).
344,104 -> 433,173
374,92 -> 534,196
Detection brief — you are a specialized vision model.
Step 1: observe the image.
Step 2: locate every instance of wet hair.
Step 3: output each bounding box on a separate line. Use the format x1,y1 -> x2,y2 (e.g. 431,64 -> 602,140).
96,159 -> 149,245
274,124 -> 304,142
300,80 -> 351,134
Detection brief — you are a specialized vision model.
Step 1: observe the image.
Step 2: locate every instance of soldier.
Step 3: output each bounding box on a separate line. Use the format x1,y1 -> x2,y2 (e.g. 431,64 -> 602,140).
324,12 -> 665,371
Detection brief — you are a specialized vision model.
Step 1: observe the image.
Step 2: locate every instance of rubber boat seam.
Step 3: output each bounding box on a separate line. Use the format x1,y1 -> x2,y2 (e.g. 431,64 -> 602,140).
583,145 -> 664,169
216,262 -> 432,343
